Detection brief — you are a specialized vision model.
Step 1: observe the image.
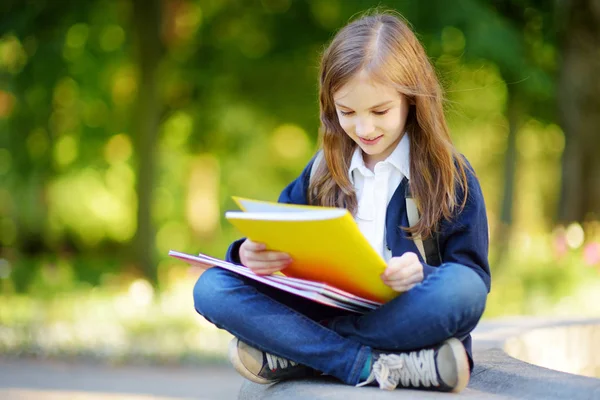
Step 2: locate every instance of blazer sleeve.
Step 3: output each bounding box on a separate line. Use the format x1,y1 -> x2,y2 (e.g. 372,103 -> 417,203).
424,162 -> 491,292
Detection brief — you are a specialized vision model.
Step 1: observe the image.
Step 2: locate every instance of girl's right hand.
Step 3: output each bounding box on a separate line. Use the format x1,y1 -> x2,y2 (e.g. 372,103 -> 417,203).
239,239 -> 292,276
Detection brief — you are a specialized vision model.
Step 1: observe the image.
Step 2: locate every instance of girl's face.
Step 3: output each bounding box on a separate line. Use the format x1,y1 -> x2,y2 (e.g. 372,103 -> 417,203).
333,70 -> 410,169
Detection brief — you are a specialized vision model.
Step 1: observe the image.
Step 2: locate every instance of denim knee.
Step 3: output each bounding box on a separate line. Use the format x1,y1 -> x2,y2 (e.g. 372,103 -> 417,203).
193,267 -> 237,322
439,263 -> 487,323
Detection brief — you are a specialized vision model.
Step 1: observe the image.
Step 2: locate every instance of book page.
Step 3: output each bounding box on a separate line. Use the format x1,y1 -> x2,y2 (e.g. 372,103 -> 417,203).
168,250 -> 369,313
225,209 -> 346,222
233,197 -> 324,213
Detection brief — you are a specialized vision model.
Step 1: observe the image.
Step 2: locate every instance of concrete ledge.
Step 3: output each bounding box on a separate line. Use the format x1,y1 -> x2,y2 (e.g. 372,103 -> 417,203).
504,320 -> 599,378
239,318 -> 600,399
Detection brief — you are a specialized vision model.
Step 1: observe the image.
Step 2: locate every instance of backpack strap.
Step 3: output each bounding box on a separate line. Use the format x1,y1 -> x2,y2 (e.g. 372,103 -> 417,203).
404,185 -> 427,262
309,150 -> 324,184
405,184 -> 442,265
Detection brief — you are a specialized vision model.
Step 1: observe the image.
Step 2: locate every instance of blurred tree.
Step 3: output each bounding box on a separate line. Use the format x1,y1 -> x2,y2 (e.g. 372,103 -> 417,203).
557,0 -> 600,224
0,1 -> 85,253
131,0 -> 163,285
488,0 -> 557,263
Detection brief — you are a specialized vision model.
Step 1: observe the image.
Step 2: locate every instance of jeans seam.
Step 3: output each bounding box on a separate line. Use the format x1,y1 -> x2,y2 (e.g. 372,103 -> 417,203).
348,345 -> 370,385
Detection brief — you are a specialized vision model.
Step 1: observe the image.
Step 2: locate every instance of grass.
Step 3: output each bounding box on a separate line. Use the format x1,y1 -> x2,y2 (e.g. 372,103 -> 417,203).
0,273 -> 233,366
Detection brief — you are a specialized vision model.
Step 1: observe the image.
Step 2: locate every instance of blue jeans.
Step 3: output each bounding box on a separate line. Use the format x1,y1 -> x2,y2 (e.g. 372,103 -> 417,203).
193,263 -> 487,385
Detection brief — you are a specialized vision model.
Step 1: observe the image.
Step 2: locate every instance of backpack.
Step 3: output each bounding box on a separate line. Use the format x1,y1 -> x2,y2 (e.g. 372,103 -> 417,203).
309,150 -> 441,265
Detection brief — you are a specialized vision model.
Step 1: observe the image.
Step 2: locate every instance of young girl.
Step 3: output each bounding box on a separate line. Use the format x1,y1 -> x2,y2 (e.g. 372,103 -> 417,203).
193,12 -> 490,392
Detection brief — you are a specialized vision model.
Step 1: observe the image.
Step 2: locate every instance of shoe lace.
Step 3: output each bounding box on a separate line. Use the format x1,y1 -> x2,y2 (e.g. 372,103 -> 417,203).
266,353 -> 298,371
356,349 -> 438,391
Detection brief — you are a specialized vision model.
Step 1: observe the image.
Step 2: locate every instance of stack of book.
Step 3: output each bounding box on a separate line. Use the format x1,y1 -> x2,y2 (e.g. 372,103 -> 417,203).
170,197 -> 399,314
169,250 -> 381,313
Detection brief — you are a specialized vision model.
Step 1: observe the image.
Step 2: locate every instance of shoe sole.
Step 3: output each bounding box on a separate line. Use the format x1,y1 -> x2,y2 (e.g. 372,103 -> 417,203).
441,338 -> 470,393
228,338 -> 272,385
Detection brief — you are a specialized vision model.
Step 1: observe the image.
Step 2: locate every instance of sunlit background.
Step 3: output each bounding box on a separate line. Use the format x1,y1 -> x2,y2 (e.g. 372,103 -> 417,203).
1,0 -> 599,365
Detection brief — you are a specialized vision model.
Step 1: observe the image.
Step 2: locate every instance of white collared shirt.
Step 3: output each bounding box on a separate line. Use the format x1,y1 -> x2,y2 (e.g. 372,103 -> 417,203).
349,133 -> 411,262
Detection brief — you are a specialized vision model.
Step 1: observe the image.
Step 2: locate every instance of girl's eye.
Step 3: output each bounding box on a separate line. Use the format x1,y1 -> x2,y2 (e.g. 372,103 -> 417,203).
339,109 -> 388,116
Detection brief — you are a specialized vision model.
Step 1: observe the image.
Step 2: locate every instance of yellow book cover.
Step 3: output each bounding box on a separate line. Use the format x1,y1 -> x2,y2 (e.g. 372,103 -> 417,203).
225,197 -> 398,303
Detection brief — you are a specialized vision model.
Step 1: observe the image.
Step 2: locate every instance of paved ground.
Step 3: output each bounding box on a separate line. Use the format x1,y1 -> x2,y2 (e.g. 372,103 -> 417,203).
2,317 -> 598,399
0,358 -> 244,400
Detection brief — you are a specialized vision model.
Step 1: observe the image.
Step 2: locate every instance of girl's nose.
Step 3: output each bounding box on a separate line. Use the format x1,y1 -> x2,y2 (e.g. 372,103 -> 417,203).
355,117 -> 375,136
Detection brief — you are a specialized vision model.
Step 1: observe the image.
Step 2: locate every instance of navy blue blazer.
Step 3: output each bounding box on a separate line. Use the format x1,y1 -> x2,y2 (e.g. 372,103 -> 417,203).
225,155 -> 491,365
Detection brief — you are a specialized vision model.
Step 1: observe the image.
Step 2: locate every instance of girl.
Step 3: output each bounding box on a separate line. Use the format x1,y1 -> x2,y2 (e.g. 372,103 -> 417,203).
194,11 -> 490,392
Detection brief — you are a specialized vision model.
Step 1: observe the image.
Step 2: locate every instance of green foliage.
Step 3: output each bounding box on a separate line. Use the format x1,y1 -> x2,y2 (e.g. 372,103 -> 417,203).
0,278 -> 232,364
486,243 -> 600,317
0,0 -> 598,349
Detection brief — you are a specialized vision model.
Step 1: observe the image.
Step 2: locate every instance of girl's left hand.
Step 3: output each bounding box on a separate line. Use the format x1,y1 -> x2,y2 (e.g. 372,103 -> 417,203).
381,252 -> 424,292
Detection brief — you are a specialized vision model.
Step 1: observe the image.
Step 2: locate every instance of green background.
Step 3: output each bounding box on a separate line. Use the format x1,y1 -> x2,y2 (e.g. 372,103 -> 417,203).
1,0 -> 599,363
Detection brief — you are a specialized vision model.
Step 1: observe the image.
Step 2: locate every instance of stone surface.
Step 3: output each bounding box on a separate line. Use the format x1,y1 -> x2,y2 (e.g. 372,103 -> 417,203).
504,322 -> 600,377
239,318 -> 600,400
239,349 -> 600,399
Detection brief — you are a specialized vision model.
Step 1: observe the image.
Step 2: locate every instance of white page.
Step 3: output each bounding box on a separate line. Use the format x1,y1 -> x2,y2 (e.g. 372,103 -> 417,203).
236,198 -> 313,213
225,209 -> 346,221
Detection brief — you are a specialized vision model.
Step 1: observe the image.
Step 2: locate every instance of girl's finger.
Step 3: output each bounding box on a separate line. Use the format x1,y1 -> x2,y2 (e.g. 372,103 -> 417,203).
386,252 -> 419,273
381,280 -> 410,292
243,240 -> 266,251
382,264 -> 417,281
245,258 -> 290,268
248,263 -> 290,275
387,279 -> 420,292
382,271 -> 421,287
398,271 -> 424,285
393,283 -> 417,292
244,251 -> 291,263
245,259 -> 291,271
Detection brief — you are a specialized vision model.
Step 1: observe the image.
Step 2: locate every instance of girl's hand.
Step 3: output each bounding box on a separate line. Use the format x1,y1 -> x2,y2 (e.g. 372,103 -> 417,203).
239,239 -> 292,276
381,252 -> 424,292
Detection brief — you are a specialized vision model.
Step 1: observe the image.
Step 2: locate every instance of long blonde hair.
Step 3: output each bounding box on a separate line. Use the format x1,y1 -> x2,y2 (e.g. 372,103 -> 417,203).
309,11 -> 469,240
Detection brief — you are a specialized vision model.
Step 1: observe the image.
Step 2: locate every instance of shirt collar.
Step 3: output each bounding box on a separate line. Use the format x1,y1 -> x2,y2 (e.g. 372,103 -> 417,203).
348,146 -> 369,183
348,132 -> 411,183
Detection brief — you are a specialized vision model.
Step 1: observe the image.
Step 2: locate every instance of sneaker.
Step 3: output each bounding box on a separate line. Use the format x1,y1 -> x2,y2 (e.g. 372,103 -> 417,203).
228,337 -> 314,384
357,338 -> 470,392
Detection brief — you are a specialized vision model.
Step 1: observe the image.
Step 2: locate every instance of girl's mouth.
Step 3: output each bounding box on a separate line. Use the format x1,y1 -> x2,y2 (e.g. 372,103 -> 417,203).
358,135 -> 383,145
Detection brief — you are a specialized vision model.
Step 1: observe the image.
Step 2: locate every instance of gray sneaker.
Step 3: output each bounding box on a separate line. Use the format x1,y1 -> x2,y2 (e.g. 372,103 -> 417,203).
357,338 -> 470,392
228,338 -> 315,384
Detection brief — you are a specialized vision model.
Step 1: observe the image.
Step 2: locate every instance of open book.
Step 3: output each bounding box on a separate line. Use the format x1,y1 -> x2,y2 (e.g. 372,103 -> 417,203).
170,197 -> 400,312
225,197 -> 397,303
